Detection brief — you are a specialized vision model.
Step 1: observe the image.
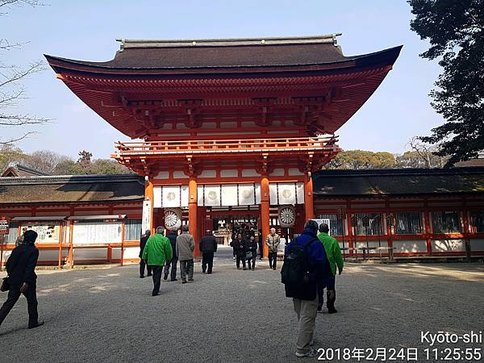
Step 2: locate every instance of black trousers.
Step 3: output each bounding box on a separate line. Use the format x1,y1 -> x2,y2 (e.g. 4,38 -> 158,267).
163,257 -> 178,280
0,283 -> 39,327
247,251 -> 257,270
236,254 -> 246,269
268,251 -> 278,269
151,266 -> 163,295
140,259 -> 152,277
202,251 -> 214,273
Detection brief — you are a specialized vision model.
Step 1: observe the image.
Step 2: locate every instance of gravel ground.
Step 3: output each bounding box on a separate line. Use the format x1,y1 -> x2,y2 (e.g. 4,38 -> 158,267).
0,255 -> 483,363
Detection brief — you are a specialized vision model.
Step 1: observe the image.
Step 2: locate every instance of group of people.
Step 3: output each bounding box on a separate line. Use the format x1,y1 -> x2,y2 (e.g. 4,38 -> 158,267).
283,220 -> 344,358
229,226 -> 283,271
139,225 -> 219,296
0,219 -> 342,361
230,233 -> 258,270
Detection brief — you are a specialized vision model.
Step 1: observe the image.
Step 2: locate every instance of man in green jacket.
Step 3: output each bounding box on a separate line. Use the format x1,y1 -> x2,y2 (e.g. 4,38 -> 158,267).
317,223 -> 344,313
142,226 -> 173,296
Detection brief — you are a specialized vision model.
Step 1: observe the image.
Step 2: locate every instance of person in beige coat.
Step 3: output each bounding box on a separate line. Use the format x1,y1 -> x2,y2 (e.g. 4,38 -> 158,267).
176,225 -> 195,283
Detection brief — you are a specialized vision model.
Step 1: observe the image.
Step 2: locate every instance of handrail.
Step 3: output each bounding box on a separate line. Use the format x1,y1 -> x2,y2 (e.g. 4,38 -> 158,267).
113,136 -> 339,156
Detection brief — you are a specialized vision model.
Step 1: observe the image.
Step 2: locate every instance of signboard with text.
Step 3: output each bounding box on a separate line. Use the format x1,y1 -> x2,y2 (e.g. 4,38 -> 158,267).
0,217 -> 9,235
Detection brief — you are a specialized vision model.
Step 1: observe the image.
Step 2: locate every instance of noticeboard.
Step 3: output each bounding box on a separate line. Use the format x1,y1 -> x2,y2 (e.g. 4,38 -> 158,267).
0,217 -> 9,235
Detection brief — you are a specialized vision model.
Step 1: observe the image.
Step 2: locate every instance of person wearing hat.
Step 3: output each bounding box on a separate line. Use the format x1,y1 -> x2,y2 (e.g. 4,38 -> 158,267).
0,230 -> 44,329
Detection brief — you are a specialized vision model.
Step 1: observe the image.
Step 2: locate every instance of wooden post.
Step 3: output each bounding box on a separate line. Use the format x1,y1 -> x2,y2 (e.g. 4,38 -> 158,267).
423,200 -> 432,256
346,200 -> 354,257
68,221 -> 74,268
0,234 -> 4,272
462,206 -> 471,260
304,173 -> 314,220
120,219 -> 126,266
260,175 -> 270,258
188,177 -> 199,257
58,222 -> 63,269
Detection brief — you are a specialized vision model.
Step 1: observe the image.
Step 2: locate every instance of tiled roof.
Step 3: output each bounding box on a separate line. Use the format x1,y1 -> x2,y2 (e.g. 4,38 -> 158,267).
0,174 -> 144,205
313,168 -> 484,197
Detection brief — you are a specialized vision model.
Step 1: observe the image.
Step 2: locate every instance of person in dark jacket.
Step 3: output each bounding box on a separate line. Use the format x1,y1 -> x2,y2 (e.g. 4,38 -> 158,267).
139,230 -> 152,278
233,233 -> 247,270
246,236 -> 257,270
199,230 -> 217,274
284,220 -> 329,358
164,229 -> 178,281
0,230 -> 44,329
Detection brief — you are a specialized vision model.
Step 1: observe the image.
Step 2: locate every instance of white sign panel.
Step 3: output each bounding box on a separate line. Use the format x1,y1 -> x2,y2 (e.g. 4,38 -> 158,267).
269,182 -> 305,205
269,184 -> 278,205
153,187 -> 162,208
221,185 -> 238,206
278,183 -> 296,205
73,222 -> 122,244
239,184 -> 256,205
204,185 -> 221,206
180,185 -> 189,207
141,200 -> 152,233
296,182 -> 305,204
21,223 -> 60,243
162,186 -> 181,208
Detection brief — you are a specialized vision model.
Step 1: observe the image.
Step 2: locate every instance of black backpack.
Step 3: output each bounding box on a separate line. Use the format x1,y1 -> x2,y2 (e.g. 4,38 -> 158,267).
281,238 -> 318,300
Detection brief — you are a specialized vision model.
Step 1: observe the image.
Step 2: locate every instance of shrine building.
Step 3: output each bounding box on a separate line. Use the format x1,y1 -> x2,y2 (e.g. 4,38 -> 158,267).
43,35 -> 402,256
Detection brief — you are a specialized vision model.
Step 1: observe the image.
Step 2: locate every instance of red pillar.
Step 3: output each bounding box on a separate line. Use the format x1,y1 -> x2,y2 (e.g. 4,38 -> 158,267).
260,175 -> 270,258
144,178 -> 155,234
304,174 -> 314,220
188,177 -> 199,257
423,200 -> 432,256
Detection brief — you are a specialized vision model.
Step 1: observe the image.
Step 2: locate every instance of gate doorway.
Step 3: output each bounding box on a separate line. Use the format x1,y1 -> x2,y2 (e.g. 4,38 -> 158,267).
202,207 -> 260,246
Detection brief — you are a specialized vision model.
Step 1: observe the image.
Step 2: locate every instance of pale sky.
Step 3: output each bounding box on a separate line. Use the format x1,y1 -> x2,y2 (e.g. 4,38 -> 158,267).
2,0 -> 442,160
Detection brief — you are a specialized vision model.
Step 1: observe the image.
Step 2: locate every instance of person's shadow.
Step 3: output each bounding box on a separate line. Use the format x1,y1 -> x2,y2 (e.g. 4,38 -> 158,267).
0,325 -> 27,336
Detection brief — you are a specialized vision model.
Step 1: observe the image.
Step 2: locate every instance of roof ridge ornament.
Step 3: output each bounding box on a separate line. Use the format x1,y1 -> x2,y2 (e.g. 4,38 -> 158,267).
115,34 -> 342,49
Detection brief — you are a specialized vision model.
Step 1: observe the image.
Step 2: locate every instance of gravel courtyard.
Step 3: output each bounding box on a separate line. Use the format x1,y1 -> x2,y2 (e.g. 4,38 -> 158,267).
0,254 -> 483,363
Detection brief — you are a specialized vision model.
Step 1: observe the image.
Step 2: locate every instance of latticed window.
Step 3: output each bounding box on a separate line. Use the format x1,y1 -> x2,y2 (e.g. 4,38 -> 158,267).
351,213 -> 384,236
431,211 -> 461,233
317,214 -> 344,236
125,219 -> 142,241
469,211 -> 484,233
394,212 -> 423,234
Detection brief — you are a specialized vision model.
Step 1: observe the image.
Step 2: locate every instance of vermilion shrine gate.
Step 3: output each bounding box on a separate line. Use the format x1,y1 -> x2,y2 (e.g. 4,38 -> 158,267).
46,35 -> 401,256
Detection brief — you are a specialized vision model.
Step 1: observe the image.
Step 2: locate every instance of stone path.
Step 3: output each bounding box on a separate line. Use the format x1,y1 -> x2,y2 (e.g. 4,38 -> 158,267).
0,257 -> 483,363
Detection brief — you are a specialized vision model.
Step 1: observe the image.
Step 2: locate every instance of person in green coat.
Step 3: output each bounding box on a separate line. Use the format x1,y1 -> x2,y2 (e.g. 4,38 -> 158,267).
142,226 -> 173,296
317,223 -> 344,313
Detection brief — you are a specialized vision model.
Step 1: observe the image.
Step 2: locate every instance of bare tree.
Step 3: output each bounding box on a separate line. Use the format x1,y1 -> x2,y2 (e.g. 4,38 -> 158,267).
406,136 -> 448,168
0,0 -> 48,145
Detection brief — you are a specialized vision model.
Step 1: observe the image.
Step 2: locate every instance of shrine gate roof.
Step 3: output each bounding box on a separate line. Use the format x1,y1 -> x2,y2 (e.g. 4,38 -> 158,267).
45,35 -> 402,139
46,35 -> 401,75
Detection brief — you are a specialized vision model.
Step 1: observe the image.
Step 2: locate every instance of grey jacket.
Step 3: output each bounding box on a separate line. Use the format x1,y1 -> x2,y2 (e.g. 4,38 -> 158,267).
266,233 -> 281,252
176,232 -> 195,261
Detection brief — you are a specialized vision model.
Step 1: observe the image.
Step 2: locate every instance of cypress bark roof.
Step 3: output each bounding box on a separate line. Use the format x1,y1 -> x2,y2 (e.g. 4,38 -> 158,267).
0,174 -> 144,205
45,35 -> 402,74
313,168 -> 484,197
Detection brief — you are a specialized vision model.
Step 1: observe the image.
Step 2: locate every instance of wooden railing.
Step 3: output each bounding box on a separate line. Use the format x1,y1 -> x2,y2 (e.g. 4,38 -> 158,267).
113,136 -> 339,157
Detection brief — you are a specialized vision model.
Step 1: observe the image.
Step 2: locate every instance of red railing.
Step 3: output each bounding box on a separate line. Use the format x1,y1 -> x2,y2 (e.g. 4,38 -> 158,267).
113,136 -> 339,157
